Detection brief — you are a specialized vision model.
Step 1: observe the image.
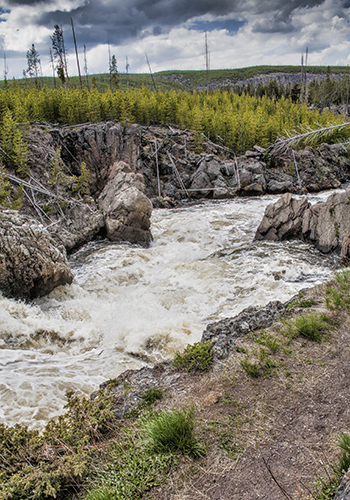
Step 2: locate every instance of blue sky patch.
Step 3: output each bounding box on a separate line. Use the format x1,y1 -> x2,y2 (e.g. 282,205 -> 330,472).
190,19 -> 246,35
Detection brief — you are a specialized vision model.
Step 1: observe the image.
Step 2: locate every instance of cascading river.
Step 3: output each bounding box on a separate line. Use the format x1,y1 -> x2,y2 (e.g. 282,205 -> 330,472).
0,193 -> 339,429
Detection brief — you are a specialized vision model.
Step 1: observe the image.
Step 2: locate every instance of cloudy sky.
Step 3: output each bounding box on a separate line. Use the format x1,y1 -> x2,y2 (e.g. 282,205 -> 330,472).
0,0 -> 350,79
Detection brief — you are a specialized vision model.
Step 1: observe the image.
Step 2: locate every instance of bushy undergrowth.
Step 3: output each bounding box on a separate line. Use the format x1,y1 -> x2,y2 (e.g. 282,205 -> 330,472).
174,340 -> 213,372
0,390 -> 116,500
144,406 -> 206,458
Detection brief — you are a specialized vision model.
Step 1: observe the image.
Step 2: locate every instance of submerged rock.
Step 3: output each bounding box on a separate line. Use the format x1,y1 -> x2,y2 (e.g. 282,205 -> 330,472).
0,210 -> 73,299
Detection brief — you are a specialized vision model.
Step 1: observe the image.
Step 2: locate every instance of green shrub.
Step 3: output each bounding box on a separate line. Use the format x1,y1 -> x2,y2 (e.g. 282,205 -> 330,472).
0,390 -> 116,500
145,406 -> 206,457
173,341 -> 213,372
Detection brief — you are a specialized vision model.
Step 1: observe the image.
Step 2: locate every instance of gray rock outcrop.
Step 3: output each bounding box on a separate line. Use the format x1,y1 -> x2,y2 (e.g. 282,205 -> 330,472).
98,161 -> 153,246
0,210 -> 73,299
202,301 -> 285,358
47,204 -> 105,253
255,193 -> 311,241
254,189 -> 350,259
92,364 -> 181,419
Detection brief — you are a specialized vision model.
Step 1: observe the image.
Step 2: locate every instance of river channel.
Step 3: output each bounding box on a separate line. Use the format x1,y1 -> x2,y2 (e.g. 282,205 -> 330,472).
0,193 -> 339,429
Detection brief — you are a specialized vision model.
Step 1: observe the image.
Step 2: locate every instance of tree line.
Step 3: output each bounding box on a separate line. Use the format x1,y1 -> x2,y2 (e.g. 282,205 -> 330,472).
0,85 -> 344,156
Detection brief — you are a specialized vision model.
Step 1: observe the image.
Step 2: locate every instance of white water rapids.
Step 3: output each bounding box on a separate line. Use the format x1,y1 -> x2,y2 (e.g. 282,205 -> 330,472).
0,193 -> 339,429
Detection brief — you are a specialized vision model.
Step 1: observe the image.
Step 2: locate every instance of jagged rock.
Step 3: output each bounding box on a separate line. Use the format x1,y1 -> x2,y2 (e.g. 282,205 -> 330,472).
335,470 -> 350,500
0,210 -> 73,299
302,190 -> 350,254
202,301 -> 284,359
267,180 -> 295,194
341,235 -> 350,266
255,189 -> 350,259
255,193 -> 311,241
98,161 -> 153,246
47,203 -> 105,253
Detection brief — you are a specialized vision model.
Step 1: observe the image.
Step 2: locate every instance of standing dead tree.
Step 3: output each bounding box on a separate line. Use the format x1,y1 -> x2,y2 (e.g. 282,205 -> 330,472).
50,25 -> 69,89
71,18 -> 82,90
25,44 -> 41,88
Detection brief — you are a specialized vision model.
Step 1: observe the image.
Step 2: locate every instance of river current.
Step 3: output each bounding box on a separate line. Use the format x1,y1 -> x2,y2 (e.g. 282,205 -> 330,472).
0,193 -> 339,429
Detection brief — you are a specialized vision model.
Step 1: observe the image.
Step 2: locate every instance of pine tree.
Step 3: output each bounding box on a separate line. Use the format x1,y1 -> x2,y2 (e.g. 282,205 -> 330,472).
109,55 -> 119,92
50,25 -> 69,88
0,108 -> 29,177
25,44 -> 41,88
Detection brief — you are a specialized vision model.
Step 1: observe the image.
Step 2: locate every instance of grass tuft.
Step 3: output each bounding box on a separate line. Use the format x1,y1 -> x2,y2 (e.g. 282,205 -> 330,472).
145,406 -> 206,458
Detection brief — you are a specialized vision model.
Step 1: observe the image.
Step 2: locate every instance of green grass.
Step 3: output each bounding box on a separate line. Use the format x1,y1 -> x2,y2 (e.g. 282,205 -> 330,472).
240,357 -> 261,378
326,269 -> 350,311
144,406 -> 206,458
282,312 -> 330,343
141,387 -> 163,405
254,330 -> 280,353
85,427 -> 173,500
314,432 -> 350,500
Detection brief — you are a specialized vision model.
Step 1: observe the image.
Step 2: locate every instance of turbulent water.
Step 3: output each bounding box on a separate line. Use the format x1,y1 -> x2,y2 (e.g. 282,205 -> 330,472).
0,193 -> 339,429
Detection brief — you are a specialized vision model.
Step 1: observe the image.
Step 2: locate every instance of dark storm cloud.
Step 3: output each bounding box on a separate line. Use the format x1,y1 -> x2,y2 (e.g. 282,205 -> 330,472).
251,0 -> 326,33
4,0 -> 346,48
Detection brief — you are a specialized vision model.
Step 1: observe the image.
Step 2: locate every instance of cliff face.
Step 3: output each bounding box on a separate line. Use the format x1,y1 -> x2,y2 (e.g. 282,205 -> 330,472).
50,122 -> 350,205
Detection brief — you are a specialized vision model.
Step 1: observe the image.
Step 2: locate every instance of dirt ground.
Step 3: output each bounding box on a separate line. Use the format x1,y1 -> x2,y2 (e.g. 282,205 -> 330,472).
144,283 -> 350,500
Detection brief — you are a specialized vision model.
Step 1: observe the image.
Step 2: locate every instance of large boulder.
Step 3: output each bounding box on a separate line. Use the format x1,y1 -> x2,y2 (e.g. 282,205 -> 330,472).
255,192 -> 311,241
98,161 -> 153,246
0,211 -> 73,299
302,190 -> 350,254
